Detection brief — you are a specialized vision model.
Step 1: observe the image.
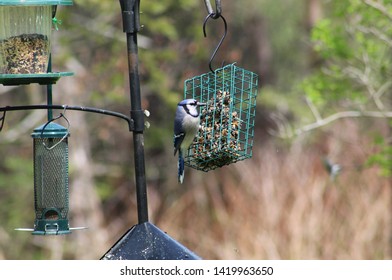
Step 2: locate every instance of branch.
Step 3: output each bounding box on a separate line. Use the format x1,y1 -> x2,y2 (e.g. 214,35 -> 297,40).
363,0 -> 392,22
342,62 -> 388,111
305,96 -> 322,122
356,25 -> 392,48
375,80 -> 392,100
271,110 -> 392,138
295,110 -> 392,135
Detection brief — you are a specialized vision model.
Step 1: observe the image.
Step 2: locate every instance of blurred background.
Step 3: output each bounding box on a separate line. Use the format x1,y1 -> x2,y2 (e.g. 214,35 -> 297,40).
0,0 -> 391,259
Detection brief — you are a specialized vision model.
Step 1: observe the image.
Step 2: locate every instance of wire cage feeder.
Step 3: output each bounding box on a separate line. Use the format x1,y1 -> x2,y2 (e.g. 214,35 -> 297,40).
184,63 -> 258,171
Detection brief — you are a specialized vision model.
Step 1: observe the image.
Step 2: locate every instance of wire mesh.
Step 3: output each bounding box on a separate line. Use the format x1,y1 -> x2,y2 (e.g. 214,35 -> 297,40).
33,138 -> 69,220
184,63 -> 258,171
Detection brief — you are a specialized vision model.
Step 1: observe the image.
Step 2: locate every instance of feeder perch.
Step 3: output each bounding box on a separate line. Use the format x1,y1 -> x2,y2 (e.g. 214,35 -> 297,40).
184,63 -> 258,171
31,122 -> 70,235
0,0 -> 73,85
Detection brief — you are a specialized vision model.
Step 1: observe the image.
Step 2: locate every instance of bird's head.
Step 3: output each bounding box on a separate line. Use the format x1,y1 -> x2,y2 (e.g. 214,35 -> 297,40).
178,99 -> 206,117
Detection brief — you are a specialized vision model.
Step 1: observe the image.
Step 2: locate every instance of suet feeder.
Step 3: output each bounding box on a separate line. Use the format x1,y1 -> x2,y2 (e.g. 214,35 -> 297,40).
0,0 -> 72,75
184,63 -> 258,171
31,122 -> 70,235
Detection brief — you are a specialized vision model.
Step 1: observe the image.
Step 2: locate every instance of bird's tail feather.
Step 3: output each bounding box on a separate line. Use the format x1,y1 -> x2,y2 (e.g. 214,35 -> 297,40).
178,150 -> 185,184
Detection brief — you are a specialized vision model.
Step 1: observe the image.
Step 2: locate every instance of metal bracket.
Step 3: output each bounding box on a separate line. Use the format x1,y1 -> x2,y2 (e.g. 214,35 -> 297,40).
119,0 -> 141,33
130,109 -> 145,133
0,105 -> 134,132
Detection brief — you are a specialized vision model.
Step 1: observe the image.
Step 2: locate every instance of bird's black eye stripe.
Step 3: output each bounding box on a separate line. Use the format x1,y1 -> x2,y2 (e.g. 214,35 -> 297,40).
182,104 -> 190,115
180,102 -> 199,117
180,101 -> 197,107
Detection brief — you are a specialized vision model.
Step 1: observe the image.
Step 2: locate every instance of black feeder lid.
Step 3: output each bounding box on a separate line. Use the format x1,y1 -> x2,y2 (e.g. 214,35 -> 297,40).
101,222 -> 201,260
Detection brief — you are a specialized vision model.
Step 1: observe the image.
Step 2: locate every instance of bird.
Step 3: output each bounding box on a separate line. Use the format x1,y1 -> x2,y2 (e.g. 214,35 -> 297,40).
322,157 -> 342,181
174,99 -> 206,183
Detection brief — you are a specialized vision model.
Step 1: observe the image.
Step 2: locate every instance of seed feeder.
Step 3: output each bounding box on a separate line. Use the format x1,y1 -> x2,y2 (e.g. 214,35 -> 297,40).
1,0 -> 201,259
30,120 -> 71,235
184,63 -> 258,171
183,2 -> 259,172
0,0 -> 73,85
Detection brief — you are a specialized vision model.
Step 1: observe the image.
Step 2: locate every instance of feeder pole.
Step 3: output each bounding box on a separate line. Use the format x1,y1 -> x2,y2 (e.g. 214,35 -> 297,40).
119,0 -> 148,224
46,56 -> 53,121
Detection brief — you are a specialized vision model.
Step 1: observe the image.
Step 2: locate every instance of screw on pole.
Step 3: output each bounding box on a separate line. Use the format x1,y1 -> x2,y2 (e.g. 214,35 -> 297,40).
119,0 -> 149,224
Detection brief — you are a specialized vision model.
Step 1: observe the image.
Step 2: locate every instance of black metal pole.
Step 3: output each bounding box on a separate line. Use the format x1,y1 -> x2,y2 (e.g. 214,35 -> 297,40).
102,0 -> 201,260
119,0 -> 149,224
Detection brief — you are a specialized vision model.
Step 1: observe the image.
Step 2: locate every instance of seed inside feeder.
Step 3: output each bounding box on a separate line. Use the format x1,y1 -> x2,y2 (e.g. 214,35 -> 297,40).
0,33 -> 49,74
191,90 -> 242,170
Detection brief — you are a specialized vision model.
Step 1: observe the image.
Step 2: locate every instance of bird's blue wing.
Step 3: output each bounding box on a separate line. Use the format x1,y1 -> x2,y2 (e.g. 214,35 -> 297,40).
174,114 -> 185,156
174,132 -> 185,156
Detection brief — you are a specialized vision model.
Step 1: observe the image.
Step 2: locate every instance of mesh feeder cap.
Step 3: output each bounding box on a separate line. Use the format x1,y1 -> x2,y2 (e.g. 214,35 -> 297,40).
32,122 -> 69,138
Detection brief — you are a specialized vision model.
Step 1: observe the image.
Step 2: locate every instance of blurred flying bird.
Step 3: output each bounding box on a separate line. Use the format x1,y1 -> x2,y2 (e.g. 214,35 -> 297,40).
323,157 -> 342,181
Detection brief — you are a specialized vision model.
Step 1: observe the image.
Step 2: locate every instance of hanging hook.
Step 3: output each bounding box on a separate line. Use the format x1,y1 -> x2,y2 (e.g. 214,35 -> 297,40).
203,13 -> 227,73
41,105 -> 70,151
204,0 -> 222,19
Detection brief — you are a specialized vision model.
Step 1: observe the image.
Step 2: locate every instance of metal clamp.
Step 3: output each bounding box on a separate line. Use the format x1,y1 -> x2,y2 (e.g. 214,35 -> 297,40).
204,0 -> 222,19
119,0 -> 141,33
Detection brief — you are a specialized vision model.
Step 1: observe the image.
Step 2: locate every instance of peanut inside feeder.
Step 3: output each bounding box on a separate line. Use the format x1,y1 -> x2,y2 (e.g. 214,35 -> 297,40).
192,90 -> 242,170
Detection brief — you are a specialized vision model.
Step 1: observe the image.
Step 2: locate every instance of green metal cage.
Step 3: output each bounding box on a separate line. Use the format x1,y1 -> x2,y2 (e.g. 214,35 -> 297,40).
184,63 -> 258,171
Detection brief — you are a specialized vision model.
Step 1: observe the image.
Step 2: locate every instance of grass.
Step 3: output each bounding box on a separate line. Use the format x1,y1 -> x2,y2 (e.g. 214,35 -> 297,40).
154,120 -> 391,259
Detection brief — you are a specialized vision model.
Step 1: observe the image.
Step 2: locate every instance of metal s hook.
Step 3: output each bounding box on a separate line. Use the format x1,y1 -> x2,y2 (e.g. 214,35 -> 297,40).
203,13 -> 227,73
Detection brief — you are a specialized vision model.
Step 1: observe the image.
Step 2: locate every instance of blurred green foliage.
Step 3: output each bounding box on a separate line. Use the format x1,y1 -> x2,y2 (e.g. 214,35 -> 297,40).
302,0 -> 391,176
367,132 -> 392,177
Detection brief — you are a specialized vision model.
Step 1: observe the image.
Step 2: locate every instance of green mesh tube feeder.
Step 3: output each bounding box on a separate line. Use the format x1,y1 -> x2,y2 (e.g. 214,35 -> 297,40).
184,63 -> 258,171
31,122 -> 70,235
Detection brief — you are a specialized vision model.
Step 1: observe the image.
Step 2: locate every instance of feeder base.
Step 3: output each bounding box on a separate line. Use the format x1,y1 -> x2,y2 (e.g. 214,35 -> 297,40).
32,219 -> 71,235
0,72 -> 73,86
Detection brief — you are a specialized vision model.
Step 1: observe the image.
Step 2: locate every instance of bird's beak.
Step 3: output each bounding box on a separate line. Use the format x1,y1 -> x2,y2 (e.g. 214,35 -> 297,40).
197,102 -> 206,107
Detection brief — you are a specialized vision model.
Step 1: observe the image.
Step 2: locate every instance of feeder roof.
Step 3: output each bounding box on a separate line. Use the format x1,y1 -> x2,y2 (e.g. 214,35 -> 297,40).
0,0 -> 73,5
32,122 -> 69,138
